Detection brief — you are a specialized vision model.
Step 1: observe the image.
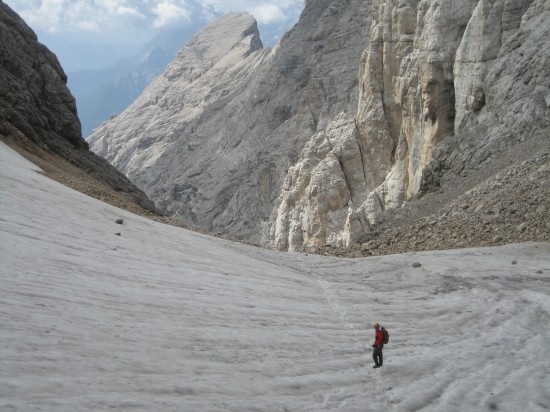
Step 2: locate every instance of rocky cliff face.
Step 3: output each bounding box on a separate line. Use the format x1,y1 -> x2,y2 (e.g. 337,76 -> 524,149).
89,2 -> 372,243
88,0 -> 548,251
269,0 -> 550,251
0,2 -> 155,213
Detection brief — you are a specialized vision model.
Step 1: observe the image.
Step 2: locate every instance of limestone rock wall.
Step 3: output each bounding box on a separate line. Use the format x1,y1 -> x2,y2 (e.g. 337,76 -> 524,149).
269,0 -> 549,251
357,0 -> 480,214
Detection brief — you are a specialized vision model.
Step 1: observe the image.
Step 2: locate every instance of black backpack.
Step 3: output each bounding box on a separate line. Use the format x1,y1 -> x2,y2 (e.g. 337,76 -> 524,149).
381,327 -> 389,344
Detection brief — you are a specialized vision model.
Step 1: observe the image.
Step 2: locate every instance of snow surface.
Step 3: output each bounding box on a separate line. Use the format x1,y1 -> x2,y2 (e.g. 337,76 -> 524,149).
1,140 -> 549,412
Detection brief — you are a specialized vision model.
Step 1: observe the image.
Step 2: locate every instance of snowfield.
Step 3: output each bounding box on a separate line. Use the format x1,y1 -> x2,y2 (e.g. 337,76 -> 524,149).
1,140 -> 549,412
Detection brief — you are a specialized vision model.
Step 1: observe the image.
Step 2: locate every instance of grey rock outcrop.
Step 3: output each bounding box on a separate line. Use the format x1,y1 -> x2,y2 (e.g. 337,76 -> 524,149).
269,0 -> 550,251
0,2 -> 155,213
89,2 -> 372,243
270,114 -> 367,250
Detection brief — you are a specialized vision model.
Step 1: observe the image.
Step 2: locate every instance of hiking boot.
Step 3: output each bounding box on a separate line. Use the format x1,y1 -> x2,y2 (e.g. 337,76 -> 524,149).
373,365 -> 380,368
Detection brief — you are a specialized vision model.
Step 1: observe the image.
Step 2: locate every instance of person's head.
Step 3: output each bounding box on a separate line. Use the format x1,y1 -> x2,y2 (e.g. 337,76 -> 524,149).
374,322 -> 380,330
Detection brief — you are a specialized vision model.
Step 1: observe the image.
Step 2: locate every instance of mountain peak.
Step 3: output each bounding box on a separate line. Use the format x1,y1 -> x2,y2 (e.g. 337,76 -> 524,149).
153,12 -> 262,88
88,11 -> 270,181
181,12 -> 263,60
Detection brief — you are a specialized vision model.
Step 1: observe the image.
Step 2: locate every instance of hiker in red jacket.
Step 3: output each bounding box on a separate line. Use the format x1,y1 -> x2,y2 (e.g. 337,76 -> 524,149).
372,322 -> 384,368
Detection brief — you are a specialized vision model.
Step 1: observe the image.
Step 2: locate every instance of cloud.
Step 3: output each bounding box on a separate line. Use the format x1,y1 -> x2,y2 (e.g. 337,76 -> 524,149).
195,0 -> 303,23
152,1 -> 192,29
249,4 -> 285,25
117,5 -> 146,19
7,0 -> 303,45
8,0 -> 152,41
15,0 -> 64,32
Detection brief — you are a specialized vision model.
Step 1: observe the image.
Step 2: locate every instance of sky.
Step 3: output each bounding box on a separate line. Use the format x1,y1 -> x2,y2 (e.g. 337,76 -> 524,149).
5,0 -> 304,71
2,139 -> 550,410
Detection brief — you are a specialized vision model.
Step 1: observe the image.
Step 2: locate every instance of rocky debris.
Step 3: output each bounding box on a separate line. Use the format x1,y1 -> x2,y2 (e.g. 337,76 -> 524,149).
0,2 -> 156,215
115,219 -> 124,225
304,148 -> 550,257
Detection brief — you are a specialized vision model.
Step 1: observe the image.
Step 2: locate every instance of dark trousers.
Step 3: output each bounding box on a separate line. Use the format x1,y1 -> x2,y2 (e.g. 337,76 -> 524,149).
373,345 -> 383,366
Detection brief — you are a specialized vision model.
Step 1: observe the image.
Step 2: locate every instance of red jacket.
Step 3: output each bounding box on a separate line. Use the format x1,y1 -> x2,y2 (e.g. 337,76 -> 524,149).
374,329 -> 384,346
